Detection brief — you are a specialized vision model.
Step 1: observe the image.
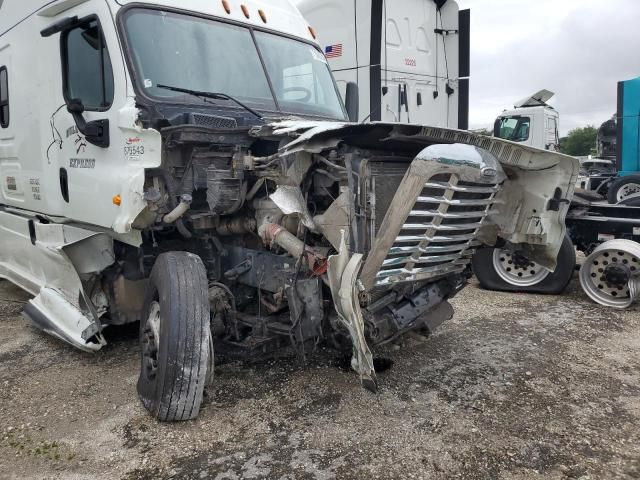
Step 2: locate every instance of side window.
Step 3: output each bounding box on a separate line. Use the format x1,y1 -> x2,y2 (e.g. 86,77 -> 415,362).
497,116 -> 530,142
62,19 -> 114,110
513,118 -> 530,141
0,66 -> 8,128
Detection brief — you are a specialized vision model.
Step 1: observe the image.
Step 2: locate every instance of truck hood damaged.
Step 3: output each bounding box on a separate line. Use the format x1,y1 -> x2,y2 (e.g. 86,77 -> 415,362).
247,120 -> 579,387
255,121 -> 580,270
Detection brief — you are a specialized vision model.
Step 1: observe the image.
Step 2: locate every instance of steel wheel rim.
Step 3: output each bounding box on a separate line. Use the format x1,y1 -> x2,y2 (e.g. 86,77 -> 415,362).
142,301 -> 161,380
616,183 -> 640,202
579,239 -> 640,308
492,249 -> 551,287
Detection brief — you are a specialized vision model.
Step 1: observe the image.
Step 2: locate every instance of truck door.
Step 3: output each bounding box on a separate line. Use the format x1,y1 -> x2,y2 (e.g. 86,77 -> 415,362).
379,0 -> 427,124
43,3 -> 142,233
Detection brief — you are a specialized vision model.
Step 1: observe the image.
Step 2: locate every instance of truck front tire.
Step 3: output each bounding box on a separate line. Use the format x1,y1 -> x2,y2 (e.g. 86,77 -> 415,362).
137,252 -> 211,422
472,235 -> 576,294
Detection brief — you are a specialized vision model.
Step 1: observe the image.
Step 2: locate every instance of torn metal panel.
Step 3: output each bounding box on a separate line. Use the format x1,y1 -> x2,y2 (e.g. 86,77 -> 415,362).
61,233 -> 115,275
270,185 -> 319,233
24,288 -> 105,352
327,232 -> 376,391
314,191 -> 351,250
0,211 -> 114,351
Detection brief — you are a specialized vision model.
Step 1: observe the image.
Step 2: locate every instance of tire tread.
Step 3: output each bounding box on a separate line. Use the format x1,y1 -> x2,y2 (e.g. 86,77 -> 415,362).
472,235 -> 576,295
138,252 -> 210,422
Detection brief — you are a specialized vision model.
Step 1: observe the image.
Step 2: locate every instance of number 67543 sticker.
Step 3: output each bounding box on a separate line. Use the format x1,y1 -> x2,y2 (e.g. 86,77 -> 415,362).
124,145 -> 145,160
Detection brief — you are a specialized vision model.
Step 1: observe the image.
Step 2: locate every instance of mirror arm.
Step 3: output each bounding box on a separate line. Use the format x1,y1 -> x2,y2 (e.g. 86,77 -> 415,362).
40,16 -> 79,38
70,111 -> 88,133
67,103 -> 110,148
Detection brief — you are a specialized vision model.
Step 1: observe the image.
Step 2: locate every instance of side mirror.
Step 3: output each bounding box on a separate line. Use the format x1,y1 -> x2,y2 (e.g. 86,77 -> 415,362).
66,98 -> 110,148
345,82 -> 359,122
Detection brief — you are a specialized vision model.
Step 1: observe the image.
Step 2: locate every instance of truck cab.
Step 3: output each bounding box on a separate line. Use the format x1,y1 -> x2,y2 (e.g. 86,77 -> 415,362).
494,90 -> 560,151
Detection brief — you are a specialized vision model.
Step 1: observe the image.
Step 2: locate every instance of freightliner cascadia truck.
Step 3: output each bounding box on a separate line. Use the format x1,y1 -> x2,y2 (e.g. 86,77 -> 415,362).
0,0 -> 578,420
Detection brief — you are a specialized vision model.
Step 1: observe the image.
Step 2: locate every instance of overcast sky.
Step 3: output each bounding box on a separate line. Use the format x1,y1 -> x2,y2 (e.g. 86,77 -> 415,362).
456,0 -> 640,134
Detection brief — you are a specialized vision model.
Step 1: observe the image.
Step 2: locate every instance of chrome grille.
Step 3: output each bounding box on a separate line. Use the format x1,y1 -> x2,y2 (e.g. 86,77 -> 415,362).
373,174 -> 500,287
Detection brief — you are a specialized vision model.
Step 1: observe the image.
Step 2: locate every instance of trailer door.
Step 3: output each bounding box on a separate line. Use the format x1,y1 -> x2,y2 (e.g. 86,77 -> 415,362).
379,0 -> 459,127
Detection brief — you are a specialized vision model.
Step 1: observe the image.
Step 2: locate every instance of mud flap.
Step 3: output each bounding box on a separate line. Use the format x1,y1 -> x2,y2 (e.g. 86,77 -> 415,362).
327,231 -> 377,391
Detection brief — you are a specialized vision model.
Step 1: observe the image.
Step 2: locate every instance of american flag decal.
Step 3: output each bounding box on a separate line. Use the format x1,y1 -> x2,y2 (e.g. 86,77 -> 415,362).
325,44 -> 343,59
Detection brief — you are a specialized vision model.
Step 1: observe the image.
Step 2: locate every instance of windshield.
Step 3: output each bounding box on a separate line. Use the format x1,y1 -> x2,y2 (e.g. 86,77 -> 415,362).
122,8 -> 347,120
495,116 -> 531,142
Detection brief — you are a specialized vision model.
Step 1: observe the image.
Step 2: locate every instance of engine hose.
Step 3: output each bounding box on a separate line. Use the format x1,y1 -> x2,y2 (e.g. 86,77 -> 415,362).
175,219 -> 193,239
259,223 -> 328,275
163,194 -> 192,224
147,168 -> 178,209
147,168 -> 194,239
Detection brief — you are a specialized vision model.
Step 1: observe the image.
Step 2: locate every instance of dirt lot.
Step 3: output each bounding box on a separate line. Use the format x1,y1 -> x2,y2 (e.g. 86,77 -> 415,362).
1,275 -> 639,480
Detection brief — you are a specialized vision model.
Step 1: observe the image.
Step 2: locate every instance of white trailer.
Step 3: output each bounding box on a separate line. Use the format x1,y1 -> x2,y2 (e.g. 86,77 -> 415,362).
0,0 -> 578,421
298,0 -> 470,129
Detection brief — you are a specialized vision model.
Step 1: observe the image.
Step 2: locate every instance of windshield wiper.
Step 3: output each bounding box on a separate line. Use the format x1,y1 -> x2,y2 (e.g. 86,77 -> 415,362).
156,84 -> 263,120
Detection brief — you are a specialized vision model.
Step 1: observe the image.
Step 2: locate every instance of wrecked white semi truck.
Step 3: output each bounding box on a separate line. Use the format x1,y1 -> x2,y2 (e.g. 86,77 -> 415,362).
0,0 -> 579,421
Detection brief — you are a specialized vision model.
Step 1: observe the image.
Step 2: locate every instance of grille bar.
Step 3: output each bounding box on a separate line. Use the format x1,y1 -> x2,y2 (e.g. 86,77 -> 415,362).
382,252 -> 473,267
395,232 -> 478,243
376,261 -> 471,281
388,242 -> 480,256
416,196 -> 496,206
424,182 -> 500,194
401,221 -> 485,231
408,210 -> 496,219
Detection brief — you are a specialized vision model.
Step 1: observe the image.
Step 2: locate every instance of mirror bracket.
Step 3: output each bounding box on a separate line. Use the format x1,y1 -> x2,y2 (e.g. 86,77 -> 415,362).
67,99 -> 110,148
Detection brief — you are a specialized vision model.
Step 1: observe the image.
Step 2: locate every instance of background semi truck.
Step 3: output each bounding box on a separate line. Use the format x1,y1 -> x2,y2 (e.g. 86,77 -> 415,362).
0,0 -> 577,421
606,76 -> 640,203
298,0 -> 470,129
493,90 -> 560,152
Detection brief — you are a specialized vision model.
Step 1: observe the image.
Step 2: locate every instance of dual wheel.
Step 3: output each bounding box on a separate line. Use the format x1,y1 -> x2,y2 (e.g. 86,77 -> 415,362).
472,235 -> 576,294
579,239 -> 640,309
474,235 -> 640,308
607,175 -> 640,204
137,252 -> 212,422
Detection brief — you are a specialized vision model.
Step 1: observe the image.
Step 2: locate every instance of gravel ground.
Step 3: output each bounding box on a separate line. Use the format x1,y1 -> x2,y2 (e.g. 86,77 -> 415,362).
0,275 -> 639,480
